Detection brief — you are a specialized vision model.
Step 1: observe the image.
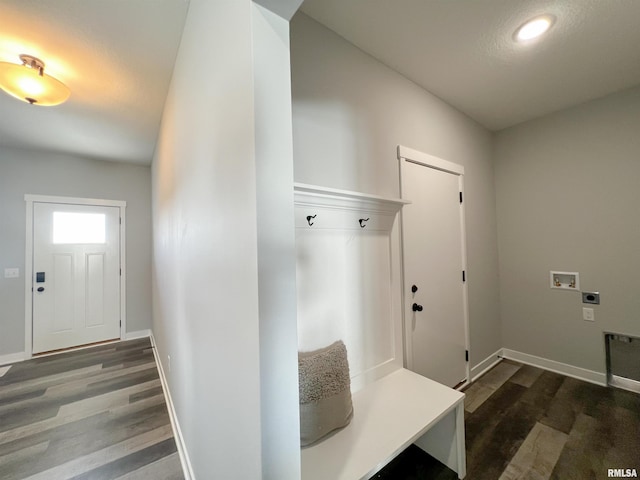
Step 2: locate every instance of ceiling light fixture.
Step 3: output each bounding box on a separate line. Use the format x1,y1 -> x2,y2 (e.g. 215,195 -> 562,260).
514,15 -> 555,42
0,54 -> 70,106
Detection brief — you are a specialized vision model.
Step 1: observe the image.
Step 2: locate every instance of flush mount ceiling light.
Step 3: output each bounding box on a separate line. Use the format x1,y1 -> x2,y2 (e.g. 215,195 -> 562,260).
514,15 -> 555,42
0,54 -> 70,106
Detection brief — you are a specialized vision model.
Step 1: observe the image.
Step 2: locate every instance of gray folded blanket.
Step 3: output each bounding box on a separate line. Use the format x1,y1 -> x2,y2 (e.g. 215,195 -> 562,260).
299,340 -> 353,447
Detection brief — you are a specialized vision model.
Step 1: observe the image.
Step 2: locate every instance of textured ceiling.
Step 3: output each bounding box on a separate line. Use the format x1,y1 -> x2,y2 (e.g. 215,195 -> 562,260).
0,0 -> 188,164
2,1 -> 638,164
301,0 -> 640,131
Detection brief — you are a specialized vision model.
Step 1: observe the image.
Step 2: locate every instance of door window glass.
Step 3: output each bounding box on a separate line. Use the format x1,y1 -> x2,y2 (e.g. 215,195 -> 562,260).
53,212 -> 106,244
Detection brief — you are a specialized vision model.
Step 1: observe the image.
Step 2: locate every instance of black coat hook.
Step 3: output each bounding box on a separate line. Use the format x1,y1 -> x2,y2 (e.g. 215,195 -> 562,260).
306,215 -> 317,226
359,218 -> 370,228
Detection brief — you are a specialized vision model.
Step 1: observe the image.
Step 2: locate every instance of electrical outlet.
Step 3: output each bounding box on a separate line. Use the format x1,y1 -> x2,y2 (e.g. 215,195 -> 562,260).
582,307 -> 595,322
4,268 -> 19,278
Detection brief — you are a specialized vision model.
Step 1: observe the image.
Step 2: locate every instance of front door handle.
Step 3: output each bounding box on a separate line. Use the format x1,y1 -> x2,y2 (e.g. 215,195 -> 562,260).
412,303 -> 423,312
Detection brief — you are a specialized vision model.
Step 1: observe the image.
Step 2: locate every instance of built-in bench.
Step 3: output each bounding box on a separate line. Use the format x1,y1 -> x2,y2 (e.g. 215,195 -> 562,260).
294,183 -> 466,479
301,367 -> 466,480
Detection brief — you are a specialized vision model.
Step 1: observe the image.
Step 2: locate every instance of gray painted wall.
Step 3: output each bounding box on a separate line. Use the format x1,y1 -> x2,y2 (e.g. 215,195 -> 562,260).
495,85 -> 640,373
0,147 -> 152,357
290,13 -> 502,369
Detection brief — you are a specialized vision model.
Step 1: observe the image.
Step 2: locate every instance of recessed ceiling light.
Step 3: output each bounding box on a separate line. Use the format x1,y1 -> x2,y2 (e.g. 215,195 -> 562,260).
514,15 -> 555,42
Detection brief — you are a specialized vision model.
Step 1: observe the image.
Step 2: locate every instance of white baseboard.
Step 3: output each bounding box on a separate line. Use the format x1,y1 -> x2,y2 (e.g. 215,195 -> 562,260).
471,349 -> 504,382
149,332 -> 195,480
124,329 -> 151,341
1,333 -> 150,366
0,351 -> 28,367
609,374 -> 640,394
502,348 -> 607,387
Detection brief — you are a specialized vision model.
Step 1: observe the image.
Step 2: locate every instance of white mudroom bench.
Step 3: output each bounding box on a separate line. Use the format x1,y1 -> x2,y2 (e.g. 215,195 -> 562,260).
300,367 -> 466,480
294,183 -> 466,479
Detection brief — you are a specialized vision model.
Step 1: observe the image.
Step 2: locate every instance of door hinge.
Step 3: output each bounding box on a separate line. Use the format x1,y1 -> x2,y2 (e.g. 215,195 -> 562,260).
459,192 -> 463,203
119,217 -> 122,225
120,320 -> 122,327
465,350 -> 469,362
119,268 -> 122,276
462,270 -> 466,282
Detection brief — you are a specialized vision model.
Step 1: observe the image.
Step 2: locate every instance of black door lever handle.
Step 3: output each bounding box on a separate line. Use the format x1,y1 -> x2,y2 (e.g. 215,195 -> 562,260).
412,303 -> 423,312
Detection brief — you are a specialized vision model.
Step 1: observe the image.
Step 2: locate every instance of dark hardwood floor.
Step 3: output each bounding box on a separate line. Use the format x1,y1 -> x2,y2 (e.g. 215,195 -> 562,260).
0,338 -> 184,480
375,360 -> 640,479
2,343 -> 638,479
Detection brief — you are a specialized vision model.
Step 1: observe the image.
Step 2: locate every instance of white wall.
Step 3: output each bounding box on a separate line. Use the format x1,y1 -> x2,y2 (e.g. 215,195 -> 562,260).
495,85 -> 640,374
0,147 -> 152,358
152,0 -> 299,478
254,0 -> 303,20
290,13 -> 502,369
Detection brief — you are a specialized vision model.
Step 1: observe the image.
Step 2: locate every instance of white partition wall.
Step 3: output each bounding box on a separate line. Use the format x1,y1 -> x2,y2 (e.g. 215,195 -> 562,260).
151,1 -> 303,477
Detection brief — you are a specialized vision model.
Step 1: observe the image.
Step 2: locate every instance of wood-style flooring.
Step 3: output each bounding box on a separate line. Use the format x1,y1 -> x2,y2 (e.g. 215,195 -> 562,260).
3,344 -> 639,479
0,338 -> 184,480
375,359 -> 640,479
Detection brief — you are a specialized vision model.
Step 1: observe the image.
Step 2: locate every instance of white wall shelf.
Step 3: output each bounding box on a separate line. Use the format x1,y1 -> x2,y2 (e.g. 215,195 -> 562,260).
294,182 -> 409,208
294,183 -> 409,231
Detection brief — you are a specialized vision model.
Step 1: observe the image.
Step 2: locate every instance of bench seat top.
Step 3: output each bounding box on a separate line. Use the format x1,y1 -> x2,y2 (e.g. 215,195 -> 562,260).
301,367 -> 465,480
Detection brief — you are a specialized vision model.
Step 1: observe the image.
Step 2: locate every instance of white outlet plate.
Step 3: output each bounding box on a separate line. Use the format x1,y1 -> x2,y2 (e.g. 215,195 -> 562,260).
582,307 -> 595,322
4,268 -> 19,279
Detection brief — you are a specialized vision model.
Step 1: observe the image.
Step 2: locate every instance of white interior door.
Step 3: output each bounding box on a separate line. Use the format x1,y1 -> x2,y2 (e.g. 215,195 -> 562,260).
32,202 -> 121,353
401,158 -> 468,388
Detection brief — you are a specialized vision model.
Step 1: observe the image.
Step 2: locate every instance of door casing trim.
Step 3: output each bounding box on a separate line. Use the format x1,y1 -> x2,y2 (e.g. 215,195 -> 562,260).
24,195 -> 126,358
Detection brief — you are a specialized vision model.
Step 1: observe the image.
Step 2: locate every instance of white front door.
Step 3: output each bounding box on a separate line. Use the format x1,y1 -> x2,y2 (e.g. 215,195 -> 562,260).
32,202 -> 121,353
401,157 -> 468,388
